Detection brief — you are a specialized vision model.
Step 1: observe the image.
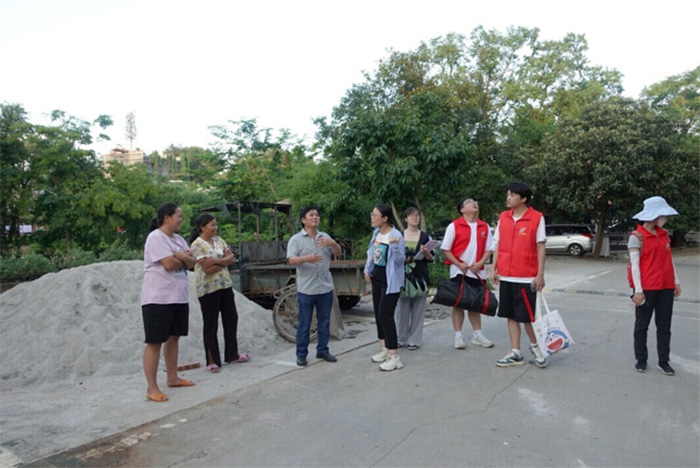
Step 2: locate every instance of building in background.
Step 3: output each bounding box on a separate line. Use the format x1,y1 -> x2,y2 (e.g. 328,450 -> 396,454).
101,147 -> 145,166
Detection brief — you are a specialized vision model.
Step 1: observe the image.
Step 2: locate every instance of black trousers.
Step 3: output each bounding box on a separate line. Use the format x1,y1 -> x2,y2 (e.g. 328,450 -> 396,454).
371,279 -> 400,351
198,288 -> 239,367
633,289 -> 674,364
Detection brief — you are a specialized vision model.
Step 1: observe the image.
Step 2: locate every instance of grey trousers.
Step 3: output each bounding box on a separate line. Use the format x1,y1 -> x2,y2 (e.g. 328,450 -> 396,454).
395,295 -> 427,347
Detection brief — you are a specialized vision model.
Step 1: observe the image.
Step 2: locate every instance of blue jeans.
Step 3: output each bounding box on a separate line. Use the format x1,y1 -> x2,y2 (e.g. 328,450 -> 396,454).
296,291 -> 333,357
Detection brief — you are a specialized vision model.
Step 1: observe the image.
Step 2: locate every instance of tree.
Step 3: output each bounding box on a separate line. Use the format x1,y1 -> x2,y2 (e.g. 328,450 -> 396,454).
526,97 -> 697,255
493,29 -> 623,182
641,67 -> 700,243
0,105 -> 113,252
159,145 -> 224,184
85,163 -> 161,248
210,119 -> 310,202
642,66 -> 699,136
317,28 -> 623,228
317,34 -> 486,228
31,110 -> 113,252
0,104 -> 34,242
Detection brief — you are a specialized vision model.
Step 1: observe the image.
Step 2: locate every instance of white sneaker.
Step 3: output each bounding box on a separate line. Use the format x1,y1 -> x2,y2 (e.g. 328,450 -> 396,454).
454,336 -> 466,349
371,347 -> 389,363
529,343 -> 548,368
471,334 -> 494,348
379,354 -> 404,371
496,351 -> 524,367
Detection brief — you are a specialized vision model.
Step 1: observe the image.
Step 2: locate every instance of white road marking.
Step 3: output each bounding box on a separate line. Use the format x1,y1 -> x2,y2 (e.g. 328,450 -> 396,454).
558,270 -> 613,288
0,448 -> 23,468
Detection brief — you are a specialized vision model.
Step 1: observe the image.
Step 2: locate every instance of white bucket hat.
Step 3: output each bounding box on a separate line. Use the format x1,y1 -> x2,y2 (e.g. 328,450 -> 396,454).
632,196 -> 678,221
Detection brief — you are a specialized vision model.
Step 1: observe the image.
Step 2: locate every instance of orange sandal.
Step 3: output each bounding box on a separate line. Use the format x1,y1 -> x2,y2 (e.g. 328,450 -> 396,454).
167,379 -> 195,388
146,392 -> 169,402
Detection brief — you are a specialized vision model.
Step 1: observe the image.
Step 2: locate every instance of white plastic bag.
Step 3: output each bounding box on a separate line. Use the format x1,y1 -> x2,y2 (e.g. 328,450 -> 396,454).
534,292 -> 575,356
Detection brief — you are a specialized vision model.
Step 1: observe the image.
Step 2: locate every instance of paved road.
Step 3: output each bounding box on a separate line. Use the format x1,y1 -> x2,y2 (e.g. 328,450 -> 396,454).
20,254 -> 700,467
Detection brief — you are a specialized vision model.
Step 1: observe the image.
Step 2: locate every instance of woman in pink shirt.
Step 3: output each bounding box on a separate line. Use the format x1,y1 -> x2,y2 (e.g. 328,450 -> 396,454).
141,203 -> 197,402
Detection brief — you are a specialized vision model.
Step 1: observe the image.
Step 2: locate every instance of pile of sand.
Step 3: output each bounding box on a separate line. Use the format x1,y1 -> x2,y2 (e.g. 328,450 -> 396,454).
0,260 -> 291,391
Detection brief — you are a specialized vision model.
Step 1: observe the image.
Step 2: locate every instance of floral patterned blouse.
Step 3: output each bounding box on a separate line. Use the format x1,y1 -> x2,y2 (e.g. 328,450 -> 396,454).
190,236 -> 233,298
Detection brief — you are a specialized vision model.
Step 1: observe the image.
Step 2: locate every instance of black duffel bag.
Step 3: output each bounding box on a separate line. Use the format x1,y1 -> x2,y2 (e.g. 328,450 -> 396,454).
431,275 -> 498,316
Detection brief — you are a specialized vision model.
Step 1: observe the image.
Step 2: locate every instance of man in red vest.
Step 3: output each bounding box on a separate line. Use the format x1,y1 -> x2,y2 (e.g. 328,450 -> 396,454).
489,182 -> 548,368
441,196 -> 495,350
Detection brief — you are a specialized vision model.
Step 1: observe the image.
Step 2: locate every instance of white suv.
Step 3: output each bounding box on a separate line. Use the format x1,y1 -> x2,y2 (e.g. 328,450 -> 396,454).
545,224 -> 595,256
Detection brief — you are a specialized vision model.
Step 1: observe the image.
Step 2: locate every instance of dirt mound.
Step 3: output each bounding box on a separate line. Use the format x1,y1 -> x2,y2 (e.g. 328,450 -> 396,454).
0,260 -> 289,390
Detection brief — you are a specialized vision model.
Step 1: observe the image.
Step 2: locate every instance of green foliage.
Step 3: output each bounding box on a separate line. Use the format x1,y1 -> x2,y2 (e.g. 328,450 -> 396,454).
427,249 -> 449,287
88,163 -> 161,249
51,248 -> 98,270
317,27 -> 624,232
526,96 -> 698,254
0,254 -> 56,282
154,145 -> 225,184
0,104 -> 34,242
642,66 -> 699,136
0,104 -> 115,253
1,31 -> 695,265
640,66 -> 700,241
99,240 -> 142,262
209,119 -> 311,202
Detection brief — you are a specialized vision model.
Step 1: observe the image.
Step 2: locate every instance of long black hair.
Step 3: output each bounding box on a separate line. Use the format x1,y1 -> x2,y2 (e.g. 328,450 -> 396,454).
148,203 -> 179,233
374,203 -> 395,227
187,213 -> 216,244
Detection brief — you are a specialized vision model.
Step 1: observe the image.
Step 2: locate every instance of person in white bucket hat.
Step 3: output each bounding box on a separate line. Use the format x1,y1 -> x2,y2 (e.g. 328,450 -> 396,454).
628,196 -> 681,376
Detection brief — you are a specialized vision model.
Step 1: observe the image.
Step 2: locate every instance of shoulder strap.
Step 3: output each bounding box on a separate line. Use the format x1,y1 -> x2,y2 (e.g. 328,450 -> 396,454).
419,230 -> 430,246
632,230 -> 643,252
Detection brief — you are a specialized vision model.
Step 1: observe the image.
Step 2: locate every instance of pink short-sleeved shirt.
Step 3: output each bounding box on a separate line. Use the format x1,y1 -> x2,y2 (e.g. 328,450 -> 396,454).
140,229 -> 190,305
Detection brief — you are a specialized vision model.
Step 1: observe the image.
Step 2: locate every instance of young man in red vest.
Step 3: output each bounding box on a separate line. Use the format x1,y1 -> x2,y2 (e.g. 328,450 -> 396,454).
489,182 -> 548,368
441,196 -> 495,349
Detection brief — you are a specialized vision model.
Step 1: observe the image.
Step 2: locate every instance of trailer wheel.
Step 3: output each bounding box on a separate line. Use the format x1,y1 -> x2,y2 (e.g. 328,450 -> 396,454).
272,289 -> 317,343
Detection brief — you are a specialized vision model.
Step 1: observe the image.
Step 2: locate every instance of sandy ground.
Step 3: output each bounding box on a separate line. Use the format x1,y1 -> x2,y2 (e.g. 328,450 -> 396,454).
0,260 -> 297,463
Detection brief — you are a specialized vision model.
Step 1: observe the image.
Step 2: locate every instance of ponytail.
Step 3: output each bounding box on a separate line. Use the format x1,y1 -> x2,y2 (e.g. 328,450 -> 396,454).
187,213 -> 216,244
149,202 -> 179,233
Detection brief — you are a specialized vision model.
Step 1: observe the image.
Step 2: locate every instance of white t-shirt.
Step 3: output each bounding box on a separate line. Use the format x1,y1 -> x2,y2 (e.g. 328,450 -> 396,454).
440,221 -> 494,280
493,215 -> 546,284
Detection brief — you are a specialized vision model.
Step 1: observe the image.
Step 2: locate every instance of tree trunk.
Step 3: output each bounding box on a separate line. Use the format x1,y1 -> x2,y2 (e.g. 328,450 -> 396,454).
65,231 -> 72,255
390,202 -> 404,231
413,196 -> 427,231
671,230 -> 686,247
592,212 -> 606,258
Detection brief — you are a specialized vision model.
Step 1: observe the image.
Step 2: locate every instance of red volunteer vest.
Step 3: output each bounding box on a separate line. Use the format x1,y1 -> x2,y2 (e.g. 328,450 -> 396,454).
496,207 -> 542,277
636,224 -> 675,290
445,218 -> 489,272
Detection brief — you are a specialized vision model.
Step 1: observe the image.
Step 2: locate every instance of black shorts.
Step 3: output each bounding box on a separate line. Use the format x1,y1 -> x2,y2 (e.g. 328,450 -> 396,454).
142,303 -> 189,344
496,281 -> 537,323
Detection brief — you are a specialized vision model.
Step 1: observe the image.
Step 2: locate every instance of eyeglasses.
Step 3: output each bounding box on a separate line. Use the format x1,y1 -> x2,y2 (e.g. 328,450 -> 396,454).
407,215 -> 420,219
370,213 -> 380,218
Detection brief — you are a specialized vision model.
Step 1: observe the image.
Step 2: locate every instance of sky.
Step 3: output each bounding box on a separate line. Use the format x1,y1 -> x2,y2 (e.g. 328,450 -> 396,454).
1,0 -> 699,156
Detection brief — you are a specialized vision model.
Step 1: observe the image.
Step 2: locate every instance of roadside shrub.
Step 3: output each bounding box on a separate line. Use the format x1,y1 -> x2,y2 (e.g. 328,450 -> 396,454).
428,249 -> 449,287
0,254 -> 57,283
99,240 -> 142,262
51,249 -> 98,270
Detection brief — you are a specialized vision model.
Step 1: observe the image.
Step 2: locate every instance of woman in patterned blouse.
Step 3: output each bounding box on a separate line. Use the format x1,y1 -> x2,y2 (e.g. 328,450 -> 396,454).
188,214 -> 251,373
